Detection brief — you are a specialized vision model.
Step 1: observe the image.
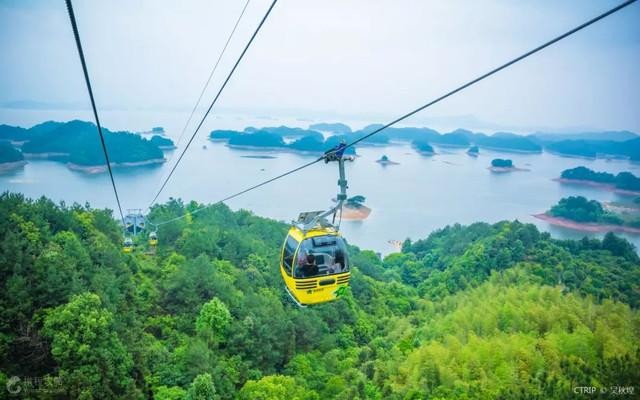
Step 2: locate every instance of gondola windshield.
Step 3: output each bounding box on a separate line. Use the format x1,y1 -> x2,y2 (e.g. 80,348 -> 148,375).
294,236 -> 349,278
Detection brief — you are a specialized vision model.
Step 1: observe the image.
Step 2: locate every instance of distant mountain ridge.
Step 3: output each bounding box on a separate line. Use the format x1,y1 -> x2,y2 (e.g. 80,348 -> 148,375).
211,123 -> 639,155
531,130 -> 638,142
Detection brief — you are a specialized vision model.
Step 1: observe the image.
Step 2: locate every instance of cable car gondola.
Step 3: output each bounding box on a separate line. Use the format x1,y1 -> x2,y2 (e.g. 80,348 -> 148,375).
280,143 -> 353,307
149,231 -> 158,247
123,237 -> 134,253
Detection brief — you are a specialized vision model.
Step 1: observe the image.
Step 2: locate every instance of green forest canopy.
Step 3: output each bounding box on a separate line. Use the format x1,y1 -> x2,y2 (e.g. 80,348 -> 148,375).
560,166 -> 640,191
491,158 -> 513,168
0,192 -> 638,399
549,196 -> 625,226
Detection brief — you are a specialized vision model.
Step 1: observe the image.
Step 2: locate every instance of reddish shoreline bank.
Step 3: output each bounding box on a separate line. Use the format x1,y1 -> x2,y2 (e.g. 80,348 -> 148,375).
533,213 -> 640,234
340,205 -> 372,220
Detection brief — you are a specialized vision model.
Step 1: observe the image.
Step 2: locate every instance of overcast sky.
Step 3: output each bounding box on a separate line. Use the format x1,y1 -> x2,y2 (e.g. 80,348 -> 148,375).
1,0 -> 639,132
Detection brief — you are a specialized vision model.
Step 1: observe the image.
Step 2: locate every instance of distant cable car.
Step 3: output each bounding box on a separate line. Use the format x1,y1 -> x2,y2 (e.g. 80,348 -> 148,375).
124,209 -> 145,235
123,237 -> 134,253
149,231 -> 158,247
280,142 -> 353,307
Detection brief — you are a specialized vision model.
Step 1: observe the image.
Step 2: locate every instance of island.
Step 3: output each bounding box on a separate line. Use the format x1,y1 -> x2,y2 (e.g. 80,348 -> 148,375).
412,140 -> 435,155
309,122 -> 352,134
544,138 -> 640,161
475,132 -> 542,153
467,145 -> 479,157
205,123 -> 640,157
227,132 -> 287,150
2,120 -> 168,173
210,129 -> 356,155
534,195 -> 640,234
0,124 -> 29,143
0,142 -> 27,172
339,195 -> 371,220
375,155 -> 399,165
531,130 -> 638,143
430,130 -> 471,147
488,158 -> 528,172
150,135 -> 176,150
555,166 -> 640,195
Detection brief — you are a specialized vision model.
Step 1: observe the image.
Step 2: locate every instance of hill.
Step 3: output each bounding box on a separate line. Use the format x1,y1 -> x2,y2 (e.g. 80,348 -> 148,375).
546,138 -> 640,160
1,120 -> 167,170
211,129 -> 356,155
532,130 -> 638,142
475,132 -> 542,153
0,193 -> 637,398
559,166 -> 640,192
0,142 -> 24,163
309,122 -> 352,134
21,120 -> 165,168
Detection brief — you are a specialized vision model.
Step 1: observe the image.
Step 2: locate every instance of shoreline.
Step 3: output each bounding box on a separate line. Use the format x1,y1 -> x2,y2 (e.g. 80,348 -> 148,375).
0,160 -> 27,172
24,152 -> 70,159
224,142 -> 359,157
376,159 -> 399,165
67,158 -> 166,174
488,166 -> 529,173
533,213 -> 640,234
478,145 -> 542,154
553,178 -> 640,196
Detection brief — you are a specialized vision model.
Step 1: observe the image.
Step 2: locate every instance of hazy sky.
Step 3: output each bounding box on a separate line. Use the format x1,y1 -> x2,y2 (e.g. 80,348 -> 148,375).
1,0 -> 639,132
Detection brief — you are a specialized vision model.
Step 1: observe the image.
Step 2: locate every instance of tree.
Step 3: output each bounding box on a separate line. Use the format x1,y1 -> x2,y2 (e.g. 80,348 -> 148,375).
239,375 -> 318,400
155,385 -> 188,400
186,373 -> 218,400
196,297 -> 231,343
42,292 -> 136,399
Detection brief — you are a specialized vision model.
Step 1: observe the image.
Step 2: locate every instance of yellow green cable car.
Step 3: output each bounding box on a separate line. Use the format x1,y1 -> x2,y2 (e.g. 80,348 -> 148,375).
149,231 -> 158,247
123,237 -> 134,253
280,142 -> 353,307
280,216 -> 351,306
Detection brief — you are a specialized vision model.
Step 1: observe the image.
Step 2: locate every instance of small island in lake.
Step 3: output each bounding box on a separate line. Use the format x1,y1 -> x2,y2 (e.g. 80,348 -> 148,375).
1,120 -> 171,173
555,166 -> 640,195
534,195 -> 640,234
150,135 -> 176,149
488,158 -> 528,172
0,142 -> 27,172
376,155 -> 399,165
412,140 -> 435,156
337,195 -> 371,220
467,145 -> 479,157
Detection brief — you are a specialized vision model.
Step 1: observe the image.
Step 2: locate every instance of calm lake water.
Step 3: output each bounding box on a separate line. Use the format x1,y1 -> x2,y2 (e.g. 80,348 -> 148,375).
2,108 -> 640,253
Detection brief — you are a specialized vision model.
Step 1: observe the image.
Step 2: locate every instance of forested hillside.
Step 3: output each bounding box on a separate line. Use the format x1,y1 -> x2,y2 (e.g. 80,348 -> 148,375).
0,192 -> 638,399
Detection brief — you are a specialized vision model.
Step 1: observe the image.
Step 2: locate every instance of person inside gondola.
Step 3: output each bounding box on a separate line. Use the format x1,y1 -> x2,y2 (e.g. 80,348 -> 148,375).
298,253 -> 319,278
332,250 -> 346,273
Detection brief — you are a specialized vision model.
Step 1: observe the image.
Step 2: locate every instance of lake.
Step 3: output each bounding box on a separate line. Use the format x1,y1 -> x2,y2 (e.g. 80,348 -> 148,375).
2,108 -> 640,253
